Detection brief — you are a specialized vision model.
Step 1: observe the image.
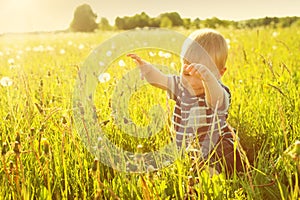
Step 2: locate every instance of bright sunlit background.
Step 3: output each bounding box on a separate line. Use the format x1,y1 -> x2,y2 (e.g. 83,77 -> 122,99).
0,0 -> 300,33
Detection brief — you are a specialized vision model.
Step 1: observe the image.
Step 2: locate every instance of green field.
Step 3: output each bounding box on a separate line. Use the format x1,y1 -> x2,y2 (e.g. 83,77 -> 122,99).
0,27 -> 299,199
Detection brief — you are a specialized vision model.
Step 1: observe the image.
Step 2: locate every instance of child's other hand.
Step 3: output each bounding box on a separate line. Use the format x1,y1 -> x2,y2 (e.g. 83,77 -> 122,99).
127,53 -> 146,66
184,63 -> 214,81
127,53 -> 148,79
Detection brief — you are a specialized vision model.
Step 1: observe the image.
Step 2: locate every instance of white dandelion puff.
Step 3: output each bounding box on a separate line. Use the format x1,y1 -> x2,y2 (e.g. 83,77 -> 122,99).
68,41 -> 73,46
118,59 -> 126,67
158,51 -> 165,57
8,58 -> 15,65
60,49 -> 66,54
272,31 -> 279,37
10,65 -> 20,70
170,62 -> 177,69
149,51 -> 156,57
163,52 -> 172,58
0,51 -> 3,56
98,73 -> 111,83
106,50 -> 112,57
0,77 -> 13,87
78,44 -> 85,50
99,61 -> 105,67
225,38 -> 231,44
46,46 -> 54,51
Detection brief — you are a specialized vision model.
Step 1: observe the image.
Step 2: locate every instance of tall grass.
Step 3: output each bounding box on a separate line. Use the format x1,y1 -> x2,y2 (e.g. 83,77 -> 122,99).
0,27 -> 299,199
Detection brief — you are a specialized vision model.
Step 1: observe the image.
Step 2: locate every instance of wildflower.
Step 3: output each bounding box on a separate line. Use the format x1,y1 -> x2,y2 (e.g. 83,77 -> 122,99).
41,138 -> 50,154
0,77 -> 13,87
1,142 -> 8,156
118,59 -> 126,67
15,132 -> 21,144
92,158 -> 99,172
98,73 -> 111,83
13,141 -> 20,155
9,160 -> 14,171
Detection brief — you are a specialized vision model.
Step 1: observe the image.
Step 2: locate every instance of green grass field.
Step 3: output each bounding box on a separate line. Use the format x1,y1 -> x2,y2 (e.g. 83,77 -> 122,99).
0,26 -> 299,199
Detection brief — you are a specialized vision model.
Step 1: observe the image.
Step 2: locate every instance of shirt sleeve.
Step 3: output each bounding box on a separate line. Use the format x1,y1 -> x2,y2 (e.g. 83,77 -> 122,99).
167,75 -> 180,100
217,84 -> 231,114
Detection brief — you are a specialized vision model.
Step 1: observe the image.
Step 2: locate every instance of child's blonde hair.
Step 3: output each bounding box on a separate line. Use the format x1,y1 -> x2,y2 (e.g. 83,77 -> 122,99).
181,28 -> 228,73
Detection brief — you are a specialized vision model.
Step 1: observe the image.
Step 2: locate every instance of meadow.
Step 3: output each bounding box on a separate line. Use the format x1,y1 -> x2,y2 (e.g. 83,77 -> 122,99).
0,26 -> 299,199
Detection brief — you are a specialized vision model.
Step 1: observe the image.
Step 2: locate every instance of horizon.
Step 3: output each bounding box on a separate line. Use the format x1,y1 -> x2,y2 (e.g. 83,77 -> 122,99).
1,0 -> 300,34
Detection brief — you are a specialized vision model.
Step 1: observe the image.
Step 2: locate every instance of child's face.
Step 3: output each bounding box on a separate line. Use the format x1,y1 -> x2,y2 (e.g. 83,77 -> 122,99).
180,64 -> 205,96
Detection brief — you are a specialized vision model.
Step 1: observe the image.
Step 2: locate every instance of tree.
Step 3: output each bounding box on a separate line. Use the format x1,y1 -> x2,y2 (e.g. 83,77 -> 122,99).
160,16 -> 172,28
70,4 -> 98,32
160,12 -> 183,26
99,17 -> 112,30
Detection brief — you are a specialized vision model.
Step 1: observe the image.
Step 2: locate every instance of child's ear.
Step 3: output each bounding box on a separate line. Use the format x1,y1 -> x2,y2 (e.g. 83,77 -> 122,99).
220,67 -> 227,76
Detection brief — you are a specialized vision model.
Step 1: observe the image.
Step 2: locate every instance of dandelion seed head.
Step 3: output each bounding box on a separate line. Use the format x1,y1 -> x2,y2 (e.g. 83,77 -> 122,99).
46,46 -> 54,51
118,59 -> 126,67
163,52 -> 171,58
98,73 -> 111,83
0,77 -> 13,87
8,58 -> 15,65
99,61 -> 105,66
149,52 -> 156,57
158,51 -> 165,57
225,38 -> 231,44
170,62 -> 177,69
78,44 -> 85,50
60,49 -> 66,54
106,50 -> 112,57
272,31 -> 279,37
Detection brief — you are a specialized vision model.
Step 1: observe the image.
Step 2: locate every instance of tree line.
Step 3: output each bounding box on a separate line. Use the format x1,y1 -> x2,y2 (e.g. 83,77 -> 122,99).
70,4 -> 300,32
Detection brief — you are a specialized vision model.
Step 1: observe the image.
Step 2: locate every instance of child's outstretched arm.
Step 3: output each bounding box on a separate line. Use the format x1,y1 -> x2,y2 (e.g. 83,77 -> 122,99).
184,63 -> 228,111
127,53 -> 169,90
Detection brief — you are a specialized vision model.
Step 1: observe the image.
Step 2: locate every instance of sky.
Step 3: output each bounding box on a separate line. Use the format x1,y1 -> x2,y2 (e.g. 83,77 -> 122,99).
0,0 -> 299,33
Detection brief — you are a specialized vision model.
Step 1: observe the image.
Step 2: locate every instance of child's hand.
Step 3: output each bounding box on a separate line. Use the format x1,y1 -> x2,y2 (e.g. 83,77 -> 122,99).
127,53 -> 148,79
183,63 -> 214,82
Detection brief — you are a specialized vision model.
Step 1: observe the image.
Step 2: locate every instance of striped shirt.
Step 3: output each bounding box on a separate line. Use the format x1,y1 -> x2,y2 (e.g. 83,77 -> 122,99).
167,75 -> 232,157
